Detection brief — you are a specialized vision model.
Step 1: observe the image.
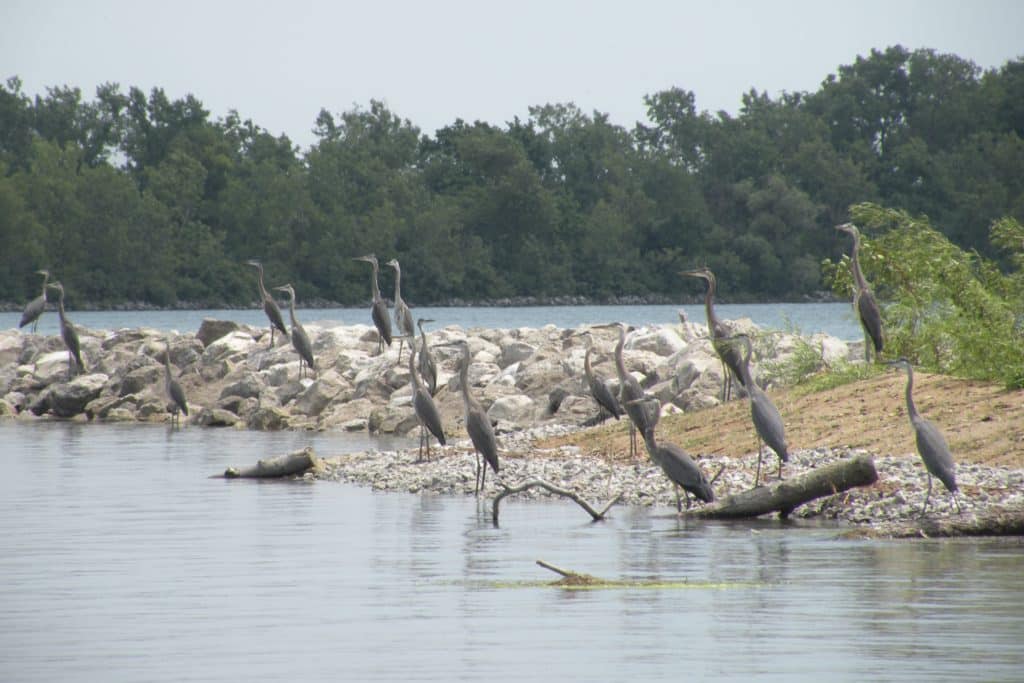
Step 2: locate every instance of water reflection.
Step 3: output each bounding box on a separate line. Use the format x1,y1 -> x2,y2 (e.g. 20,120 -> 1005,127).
1,420 -> 1022,682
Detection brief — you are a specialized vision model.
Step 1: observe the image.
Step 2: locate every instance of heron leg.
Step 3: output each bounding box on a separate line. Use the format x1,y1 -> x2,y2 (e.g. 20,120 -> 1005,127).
951,490 -> 962,514
628,422 -> 636,459
920,474 -> 933,517
777,456 -> 785,480
754,439 -> 764,488
474,453 -> 481,496
481,457 -> 487,494
674,485 -> 681,513
397,339 -> 404,364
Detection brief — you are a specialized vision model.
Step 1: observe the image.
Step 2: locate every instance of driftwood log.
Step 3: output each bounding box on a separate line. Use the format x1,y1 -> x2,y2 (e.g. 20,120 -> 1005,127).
840,505 -> 1024,539
219,446 -> 321,479
492,479 -> 623,525
686,454 -> 878,520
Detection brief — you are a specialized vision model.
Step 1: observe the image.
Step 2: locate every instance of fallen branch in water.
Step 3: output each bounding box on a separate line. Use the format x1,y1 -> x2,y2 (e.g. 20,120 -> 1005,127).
535,560 -> 604,586
686,454 -> 878,520
218,446 -> 321,479
492,479 -> 622,525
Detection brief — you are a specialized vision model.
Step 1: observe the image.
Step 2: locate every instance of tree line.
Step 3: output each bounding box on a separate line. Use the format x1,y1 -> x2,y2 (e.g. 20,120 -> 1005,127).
1,45 -> 1022,308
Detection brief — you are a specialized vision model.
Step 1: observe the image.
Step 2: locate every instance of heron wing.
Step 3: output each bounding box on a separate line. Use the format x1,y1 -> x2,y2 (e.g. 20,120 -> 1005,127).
591,379 -> 622,419
265,299 -> 288,335
19,295 -> 45,328
292,324 -> 315,368
169,379 -> 189,416
372,301 -> 393,345
913,417 -> 958,492
857,290 -> 884,353
466,407 -> 499,474
751,391 -> 788,461
658,443 -> 714,503
415,389 -> 445,445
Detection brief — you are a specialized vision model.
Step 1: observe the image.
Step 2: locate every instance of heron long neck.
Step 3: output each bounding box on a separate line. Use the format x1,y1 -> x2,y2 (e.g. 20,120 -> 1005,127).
703,278 -> 722,335
287,293 -> 298,326
418,323 -> 427,347
584,348 -> 595,381
614,329 -> 628,381
407,345 -> 420,390
56,289 -> 66,322
370,264 -> 381,301
256,265 -> 269,299
164,347 -> 173,379
458,352 -> 473,409
902,366 -> 919,420
392,266 -> 402,302
41,273 -> 49,299
849,235 -> 870,292
738,338 -> 754,387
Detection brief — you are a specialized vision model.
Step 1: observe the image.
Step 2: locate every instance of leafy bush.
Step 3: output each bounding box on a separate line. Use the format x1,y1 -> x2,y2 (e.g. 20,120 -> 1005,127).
823,203 -> 1024,387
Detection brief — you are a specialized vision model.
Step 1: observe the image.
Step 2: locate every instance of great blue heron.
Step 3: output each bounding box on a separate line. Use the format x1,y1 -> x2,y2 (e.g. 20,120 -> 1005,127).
888,358 -> 961,515
447,339 -> 499,495
416,318 -> 438,396
611,323 -> 654,458
163,337 -> 189,427
583,345 -> 623,422
836,223 -> 884,363
680,267 -> 746,401
246,260 -> 288,347
274,283 -> 316,379
46,282 -> 85,379
408,336 -> 445,461
19,269 -> 50,333
385,258 -> 415,362
629,397 -> 714,511
731,334 -> 789,487
354,254 -> 392,355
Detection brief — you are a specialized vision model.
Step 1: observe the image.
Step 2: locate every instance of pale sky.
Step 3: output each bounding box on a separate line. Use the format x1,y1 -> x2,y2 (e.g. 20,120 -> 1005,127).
3,0 -> 1022,151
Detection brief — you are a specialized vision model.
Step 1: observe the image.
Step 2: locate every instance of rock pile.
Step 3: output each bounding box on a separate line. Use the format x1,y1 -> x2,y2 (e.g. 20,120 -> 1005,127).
0,317 -> 852,436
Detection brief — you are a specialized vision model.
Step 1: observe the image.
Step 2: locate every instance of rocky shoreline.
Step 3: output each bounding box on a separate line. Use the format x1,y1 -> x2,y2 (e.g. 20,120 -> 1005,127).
3,316 -> 1022,531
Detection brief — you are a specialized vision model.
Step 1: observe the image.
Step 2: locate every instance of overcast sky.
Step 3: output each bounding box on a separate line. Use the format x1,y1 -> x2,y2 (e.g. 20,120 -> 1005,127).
3,0 -> 1022,151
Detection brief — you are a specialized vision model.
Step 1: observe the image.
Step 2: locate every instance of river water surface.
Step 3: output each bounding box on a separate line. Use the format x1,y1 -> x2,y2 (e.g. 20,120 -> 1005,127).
1,421 -> 1022,682
0,302 -> 863,340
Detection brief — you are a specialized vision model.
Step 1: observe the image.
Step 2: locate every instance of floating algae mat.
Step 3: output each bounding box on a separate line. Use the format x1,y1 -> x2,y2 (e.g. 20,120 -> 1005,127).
465,560 -> 765,592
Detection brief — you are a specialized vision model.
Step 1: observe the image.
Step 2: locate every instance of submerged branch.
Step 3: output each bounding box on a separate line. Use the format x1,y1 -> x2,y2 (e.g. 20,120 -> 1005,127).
492,479 -> 622,525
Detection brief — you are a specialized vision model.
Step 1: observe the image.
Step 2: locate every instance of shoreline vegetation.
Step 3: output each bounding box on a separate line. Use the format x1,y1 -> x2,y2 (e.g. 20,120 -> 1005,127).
3,316 -> 1021,538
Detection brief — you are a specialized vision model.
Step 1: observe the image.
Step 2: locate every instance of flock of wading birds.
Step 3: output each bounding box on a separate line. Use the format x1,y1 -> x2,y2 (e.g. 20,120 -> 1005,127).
15,224 -> 962,515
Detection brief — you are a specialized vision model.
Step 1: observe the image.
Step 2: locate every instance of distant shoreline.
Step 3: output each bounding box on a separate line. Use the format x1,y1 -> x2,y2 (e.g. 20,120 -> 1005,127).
0,291 -> 841,313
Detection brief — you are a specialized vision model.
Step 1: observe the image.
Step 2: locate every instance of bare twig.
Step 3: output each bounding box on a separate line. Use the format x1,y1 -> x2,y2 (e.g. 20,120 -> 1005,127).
492,479 -> 623,525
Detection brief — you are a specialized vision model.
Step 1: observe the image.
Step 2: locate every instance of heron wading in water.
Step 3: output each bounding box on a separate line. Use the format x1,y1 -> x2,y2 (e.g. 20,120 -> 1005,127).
163,337 -> 189,427
836,222 -> 884,363
354,254 -> 392,355
246,260 -> 288,347
46,281 -> 86,379
19,269 -> 50,333
888,358 -> 962,516
386,258 -> 415,363
681,267 -> 747,401
441,339 -> 500,495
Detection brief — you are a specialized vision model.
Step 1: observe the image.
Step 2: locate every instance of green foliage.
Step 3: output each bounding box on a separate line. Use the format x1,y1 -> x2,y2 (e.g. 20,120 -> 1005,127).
2,47 -> 1024,312
823,203 -> 1024,387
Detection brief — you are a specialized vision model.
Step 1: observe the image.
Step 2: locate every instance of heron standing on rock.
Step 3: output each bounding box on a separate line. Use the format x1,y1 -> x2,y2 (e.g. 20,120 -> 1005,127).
416,318 -> 438,396
46,281 -> 85,379
274,283 -> 316,379
386,258 -> 415,362
888,358 -> 961,515
19,269 -> 50,333
246,260 -> 288,347
354,254 -> 392,355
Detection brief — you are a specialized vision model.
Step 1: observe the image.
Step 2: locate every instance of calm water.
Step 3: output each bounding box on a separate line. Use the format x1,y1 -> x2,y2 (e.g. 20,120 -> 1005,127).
1,302 -> 863,340
1,421 -> 1022,682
